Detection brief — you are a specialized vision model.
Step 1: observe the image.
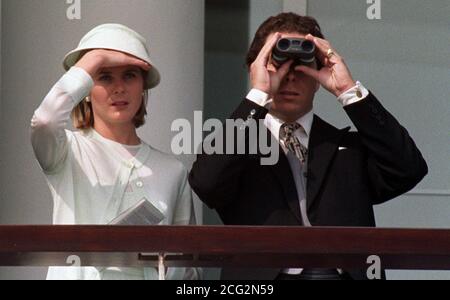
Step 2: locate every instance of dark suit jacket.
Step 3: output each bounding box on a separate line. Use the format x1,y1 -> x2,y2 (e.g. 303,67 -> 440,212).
189,93 -> 428,280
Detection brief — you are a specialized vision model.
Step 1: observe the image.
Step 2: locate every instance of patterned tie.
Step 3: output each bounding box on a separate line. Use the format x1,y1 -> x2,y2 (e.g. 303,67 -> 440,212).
280,123 -> 308,164
280,122 -> 310,226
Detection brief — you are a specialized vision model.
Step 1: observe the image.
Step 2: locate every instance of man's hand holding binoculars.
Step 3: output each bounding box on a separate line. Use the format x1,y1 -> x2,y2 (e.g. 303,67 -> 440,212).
250,32 -> 357,98
250,33 -> 293,98
297,34 -> 356,97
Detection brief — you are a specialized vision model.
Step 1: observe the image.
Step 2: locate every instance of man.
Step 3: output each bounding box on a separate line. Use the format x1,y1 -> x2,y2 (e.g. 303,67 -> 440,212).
189,13 -> 428,280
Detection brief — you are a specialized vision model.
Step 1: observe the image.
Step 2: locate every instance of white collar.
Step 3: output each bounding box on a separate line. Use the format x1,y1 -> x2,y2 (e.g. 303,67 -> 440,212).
264,109 -> 314,143
87,129 -> 149,169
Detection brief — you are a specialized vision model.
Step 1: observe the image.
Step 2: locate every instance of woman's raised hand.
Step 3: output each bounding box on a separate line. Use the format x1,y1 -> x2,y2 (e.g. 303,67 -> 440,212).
75,49 -> 151,77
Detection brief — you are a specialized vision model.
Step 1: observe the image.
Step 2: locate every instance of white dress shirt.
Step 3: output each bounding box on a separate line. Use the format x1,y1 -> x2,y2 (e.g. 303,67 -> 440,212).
246,81 -> 369,150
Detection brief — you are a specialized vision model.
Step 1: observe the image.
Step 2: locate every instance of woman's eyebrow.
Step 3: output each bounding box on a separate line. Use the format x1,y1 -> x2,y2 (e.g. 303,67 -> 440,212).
123,67 -> 140,73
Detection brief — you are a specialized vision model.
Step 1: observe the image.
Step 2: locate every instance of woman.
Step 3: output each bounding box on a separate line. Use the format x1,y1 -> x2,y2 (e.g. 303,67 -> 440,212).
31,24 -> 198,280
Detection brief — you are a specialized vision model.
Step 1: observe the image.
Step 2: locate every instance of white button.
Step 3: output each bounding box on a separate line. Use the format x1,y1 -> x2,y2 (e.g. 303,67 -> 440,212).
136,181 -> 144,188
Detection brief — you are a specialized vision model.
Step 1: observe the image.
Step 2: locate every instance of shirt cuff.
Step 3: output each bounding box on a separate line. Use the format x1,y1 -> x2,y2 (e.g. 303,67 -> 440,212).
337,81 -> 369,107
246,89 -> 272,108
58,67 -> 94,105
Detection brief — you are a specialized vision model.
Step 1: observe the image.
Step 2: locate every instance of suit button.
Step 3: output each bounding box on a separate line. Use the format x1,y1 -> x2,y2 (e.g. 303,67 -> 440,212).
250,109 -> 256,116
136,181 -> 144,188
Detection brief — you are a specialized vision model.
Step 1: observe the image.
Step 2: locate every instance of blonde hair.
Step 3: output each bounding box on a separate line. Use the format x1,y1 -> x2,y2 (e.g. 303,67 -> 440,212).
71,71 -> 149,130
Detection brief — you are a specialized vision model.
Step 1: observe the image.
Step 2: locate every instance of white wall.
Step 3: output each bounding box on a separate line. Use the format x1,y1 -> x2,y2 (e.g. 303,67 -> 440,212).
249,0 -> 282,46
248,0 -> 307,51
0,0 -> 204,279
283,0 -> 307,14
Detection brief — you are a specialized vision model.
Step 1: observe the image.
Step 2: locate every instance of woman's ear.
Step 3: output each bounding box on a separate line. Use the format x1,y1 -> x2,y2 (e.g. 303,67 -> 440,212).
315,81 -> 320,92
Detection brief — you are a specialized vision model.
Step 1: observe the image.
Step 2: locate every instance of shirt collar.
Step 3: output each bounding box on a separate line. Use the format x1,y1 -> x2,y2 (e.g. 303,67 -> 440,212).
87,129 -> 149,169
265,109 -> 314,142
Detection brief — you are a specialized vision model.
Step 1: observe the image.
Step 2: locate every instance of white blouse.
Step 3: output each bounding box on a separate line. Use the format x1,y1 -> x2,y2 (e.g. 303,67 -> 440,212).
31,67 -> 198,280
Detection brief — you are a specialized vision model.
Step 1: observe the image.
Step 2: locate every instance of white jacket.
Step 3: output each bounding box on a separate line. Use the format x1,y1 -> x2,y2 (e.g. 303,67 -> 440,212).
31,67 -> 198,280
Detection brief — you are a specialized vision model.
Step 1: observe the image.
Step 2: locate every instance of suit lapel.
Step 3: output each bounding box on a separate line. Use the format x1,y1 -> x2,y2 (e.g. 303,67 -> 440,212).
306,116 -> 350,211
259,127 -> 303,223
269,146 -> 303,223
261,116 -> 350,223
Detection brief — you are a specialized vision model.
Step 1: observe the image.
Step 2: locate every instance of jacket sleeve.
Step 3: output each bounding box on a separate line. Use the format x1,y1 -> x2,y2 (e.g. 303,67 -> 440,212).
189,99 -> 269,210
344,93 -> 428,203
31,67 -> 93,173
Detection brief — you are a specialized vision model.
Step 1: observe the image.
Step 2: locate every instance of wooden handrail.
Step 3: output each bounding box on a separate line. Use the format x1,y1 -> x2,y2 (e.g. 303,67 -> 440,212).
0,226 -> 449,269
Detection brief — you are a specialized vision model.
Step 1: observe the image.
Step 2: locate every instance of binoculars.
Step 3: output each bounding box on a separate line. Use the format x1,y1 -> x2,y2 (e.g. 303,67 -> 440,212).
272,38 -> 316,67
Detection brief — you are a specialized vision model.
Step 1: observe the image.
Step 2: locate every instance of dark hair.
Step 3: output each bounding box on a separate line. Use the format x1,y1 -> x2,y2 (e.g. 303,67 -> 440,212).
246,13 -> 325,69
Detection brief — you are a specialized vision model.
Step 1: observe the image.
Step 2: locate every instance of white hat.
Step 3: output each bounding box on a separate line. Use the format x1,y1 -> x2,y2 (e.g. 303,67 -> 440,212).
63,23 -> 161,89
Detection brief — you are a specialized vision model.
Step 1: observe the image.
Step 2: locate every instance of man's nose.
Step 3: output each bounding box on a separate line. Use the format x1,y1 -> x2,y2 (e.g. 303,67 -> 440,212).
285,68 -> 297,82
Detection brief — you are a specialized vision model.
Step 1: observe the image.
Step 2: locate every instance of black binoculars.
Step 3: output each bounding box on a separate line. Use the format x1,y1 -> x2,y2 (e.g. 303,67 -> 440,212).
272,38 -> 316,67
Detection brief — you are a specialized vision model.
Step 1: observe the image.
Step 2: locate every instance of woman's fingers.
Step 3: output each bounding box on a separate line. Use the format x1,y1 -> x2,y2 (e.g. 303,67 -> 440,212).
113,51 -> 151,70
127,57 -> 151,71
94,49 -> 151,70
